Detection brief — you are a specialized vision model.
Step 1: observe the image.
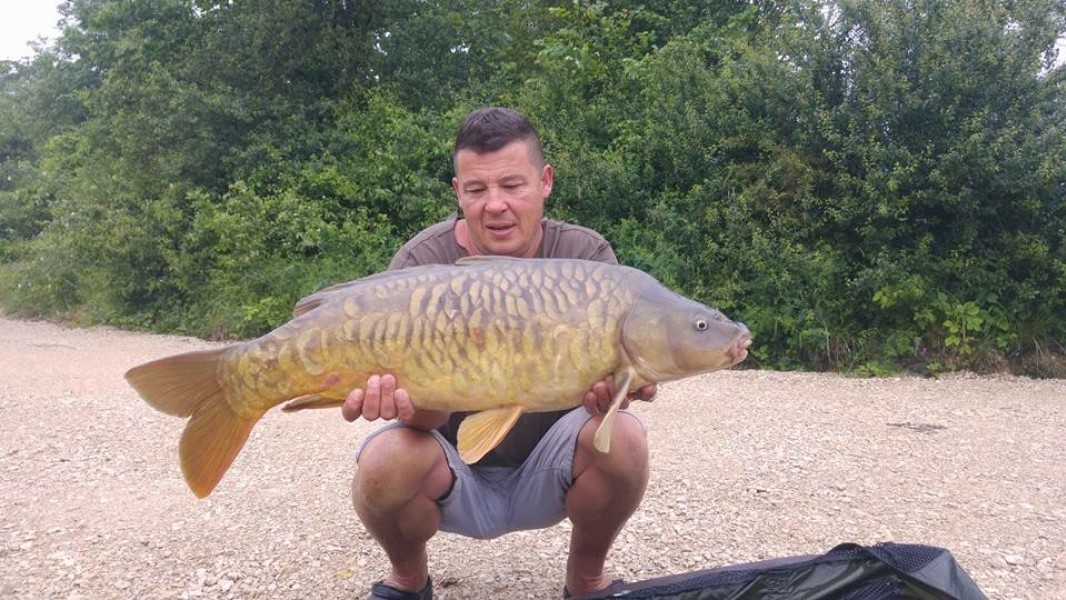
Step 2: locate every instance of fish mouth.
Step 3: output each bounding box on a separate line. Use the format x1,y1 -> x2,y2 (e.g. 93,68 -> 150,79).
622,325 -> 754,382
727,326 -> 753,366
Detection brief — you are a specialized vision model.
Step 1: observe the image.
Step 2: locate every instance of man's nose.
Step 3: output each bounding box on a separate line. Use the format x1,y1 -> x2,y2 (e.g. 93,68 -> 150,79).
485,188 -> 507,212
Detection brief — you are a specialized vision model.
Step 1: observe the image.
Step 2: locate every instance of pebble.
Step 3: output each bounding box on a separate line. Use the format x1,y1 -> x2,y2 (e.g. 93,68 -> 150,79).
7,322 -> 1066,600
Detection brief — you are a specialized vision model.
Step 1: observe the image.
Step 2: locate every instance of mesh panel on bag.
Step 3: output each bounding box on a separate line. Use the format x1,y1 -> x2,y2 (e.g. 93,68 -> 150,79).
869,542 -> 943,574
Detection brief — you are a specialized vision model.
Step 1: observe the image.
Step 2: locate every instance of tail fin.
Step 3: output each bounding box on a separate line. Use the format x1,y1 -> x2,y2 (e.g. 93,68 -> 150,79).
125,349 -> 262,498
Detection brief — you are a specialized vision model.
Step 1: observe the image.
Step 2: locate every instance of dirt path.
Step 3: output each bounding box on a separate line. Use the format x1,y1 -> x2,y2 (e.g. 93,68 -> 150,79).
1,317 -> 1063,599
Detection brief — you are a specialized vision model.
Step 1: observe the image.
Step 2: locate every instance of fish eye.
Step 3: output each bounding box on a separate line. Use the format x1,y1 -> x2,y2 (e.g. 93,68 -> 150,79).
694,319 -> 708,331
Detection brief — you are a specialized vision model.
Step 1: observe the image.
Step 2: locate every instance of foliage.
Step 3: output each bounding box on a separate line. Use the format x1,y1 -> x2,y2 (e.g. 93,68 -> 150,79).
1,0 -> 1063,374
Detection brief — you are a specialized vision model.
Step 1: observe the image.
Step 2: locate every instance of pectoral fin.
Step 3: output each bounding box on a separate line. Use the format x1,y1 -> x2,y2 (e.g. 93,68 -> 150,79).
281,393 -> 345,413
593,367 -> 635,454
457,406 -> 524,464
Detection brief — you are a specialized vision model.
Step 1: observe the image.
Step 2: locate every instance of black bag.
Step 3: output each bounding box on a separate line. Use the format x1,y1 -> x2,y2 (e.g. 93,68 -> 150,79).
574,542 -> 986,600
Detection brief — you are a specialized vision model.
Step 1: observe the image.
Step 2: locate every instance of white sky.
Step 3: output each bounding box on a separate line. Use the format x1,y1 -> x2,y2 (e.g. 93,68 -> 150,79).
0,0 -> 62,62
0,1 -> 1061,65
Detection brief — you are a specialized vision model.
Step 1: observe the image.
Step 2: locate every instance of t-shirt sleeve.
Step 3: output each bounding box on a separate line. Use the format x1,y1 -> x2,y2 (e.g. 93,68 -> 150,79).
388,245 -> 419,270
542,221 -> 619,265
387,218 -> 464,270
582,238 -> 618,264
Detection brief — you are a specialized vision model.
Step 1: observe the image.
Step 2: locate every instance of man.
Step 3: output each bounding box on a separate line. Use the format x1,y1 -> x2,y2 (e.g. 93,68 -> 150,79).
342,107 -> 656,600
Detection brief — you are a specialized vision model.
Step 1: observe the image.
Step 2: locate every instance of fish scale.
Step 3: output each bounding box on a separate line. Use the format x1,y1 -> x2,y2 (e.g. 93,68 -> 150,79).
125,257 -> 752,497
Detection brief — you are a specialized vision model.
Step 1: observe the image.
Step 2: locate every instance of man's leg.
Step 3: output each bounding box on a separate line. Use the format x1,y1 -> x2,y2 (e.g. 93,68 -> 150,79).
564,413 -> 649,596
352,427 -> 454,593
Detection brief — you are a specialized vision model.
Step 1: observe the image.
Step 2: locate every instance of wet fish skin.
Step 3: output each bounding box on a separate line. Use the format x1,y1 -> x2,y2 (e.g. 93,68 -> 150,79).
125,257 -> 751,498
227,258 -> 636,414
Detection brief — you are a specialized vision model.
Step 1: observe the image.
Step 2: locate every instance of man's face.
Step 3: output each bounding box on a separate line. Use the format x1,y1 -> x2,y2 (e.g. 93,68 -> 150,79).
452,139 -> 552,258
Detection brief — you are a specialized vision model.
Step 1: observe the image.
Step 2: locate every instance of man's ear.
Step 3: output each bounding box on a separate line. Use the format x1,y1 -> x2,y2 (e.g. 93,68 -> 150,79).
452,177 -> 465,218
540,164 -> 554,197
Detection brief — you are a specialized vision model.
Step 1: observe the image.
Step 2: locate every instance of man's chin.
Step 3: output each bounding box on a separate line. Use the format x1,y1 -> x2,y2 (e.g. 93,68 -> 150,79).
484,245 -> 520,257
473,227 -> 539,258
478,234 -> 519,255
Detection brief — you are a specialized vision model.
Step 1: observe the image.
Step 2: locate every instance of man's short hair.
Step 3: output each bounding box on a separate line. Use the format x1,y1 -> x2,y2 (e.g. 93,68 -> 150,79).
454,107 -> 545,169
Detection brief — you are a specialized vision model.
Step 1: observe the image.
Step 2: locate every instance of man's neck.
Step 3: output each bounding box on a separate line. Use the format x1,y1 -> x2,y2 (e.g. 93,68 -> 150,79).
454,218 -> 475,255
454,218 -> 545,258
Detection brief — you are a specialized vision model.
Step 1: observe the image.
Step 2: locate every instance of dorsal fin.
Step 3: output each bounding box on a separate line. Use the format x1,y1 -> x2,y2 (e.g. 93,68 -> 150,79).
292,293 -> 333,318
456,255 -> 527,266
292,269 -> 410,318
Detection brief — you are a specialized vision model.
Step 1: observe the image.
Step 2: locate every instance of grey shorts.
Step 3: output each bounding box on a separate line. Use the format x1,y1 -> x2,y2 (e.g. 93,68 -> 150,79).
356,406 -> 598,540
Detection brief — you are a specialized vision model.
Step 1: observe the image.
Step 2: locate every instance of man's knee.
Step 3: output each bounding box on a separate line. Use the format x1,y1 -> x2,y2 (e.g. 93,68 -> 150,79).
575,412 -> 649,478
606,412 -> 648,453
353,427 -> 452,510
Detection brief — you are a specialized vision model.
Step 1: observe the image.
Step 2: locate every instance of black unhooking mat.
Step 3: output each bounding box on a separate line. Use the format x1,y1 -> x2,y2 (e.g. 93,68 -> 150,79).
572,542 -> 986,600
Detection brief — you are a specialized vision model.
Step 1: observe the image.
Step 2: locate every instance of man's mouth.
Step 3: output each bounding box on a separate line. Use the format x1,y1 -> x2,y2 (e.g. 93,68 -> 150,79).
485,223 -> 515,237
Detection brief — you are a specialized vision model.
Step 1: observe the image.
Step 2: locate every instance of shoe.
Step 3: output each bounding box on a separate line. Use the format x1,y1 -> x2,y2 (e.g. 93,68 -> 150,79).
367,577 -> 433,600
562,579 -> 629,599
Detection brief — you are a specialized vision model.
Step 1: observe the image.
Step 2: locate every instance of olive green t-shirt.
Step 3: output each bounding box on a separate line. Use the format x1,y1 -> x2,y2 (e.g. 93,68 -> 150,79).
389,214 -> 618,467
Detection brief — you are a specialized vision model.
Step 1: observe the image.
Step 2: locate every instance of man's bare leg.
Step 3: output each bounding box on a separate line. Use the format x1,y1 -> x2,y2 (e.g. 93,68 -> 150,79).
352,427 -> 454,592
564,413 -> 649,596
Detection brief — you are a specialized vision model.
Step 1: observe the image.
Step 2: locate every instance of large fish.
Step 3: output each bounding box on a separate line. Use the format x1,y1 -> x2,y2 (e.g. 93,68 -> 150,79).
126,257 -> 752,498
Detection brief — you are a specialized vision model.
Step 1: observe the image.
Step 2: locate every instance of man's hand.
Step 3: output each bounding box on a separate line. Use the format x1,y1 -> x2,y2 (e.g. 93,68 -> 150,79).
582,376 -> 657,415
342,374 -> 450,430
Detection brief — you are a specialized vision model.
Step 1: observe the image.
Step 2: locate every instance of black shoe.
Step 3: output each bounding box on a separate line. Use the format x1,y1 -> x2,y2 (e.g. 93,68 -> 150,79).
367,577 -> 433,600
563,579 -> 629,599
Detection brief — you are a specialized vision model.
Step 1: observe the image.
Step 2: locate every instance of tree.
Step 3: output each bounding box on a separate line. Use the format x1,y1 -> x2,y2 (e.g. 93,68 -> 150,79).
1,0 -> 1062,371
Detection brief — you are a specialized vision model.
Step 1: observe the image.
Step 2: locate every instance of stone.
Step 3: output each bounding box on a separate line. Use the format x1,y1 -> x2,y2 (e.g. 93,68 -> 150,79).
1054,551 -> 1066,570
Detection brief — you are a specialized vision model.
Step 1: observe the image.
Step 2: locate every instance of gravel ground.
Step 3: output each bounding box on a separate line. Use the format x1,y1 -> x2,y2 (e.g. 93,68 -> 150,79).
1,316 -> 1064,600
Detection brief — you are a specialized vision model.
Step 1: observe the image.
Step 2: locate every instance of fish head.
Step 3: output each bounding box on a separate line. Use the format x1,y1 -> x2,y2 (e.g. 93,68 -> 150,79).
622,289 -> 752,382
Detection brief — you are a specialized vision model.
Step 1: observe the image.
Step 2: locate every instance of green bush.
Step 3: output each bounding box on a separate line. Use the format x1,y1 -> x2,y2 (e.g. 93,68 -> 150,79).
1,0 -> 1062,374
